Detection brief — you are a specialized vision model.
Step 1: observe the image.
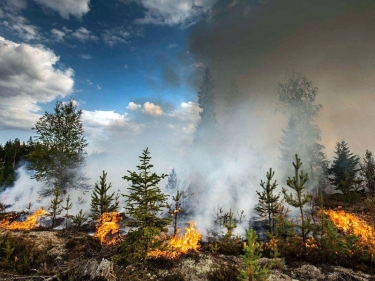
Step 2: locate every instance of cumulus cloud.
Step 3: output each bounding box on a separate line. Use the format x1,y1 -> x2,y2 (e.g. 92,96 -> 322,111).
32,0 -> 90,19
0,37 -> 74,130
72,27 -> 98,42
142,102 -> 164,116
170,101 -> 201,123
135,0 -> 215,26
127,102 -> 141,111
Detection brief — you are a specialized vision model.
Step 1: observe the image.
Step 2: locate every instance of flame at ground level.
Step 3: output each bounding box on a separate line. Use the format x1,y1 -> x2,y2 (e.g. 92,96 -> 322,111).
94,212 -> 122,245
148,221 -> 201,259
323,209 -> 375,246
0,208 -> 47,230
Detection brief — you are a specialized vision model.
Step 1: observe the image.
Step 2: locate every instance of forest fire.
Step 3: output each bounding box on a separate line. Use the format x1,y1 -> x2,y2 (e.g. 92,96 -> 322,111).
94,212 -> 122,245
148,221 -> 201,259
0,208 -> 47,230
323,209 -> 375,245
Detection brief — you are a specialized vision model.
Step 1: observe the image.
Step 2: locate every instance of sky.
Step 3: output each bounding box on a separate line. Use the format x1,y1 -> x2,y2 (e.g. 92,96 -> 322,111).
1,0 -> 375,230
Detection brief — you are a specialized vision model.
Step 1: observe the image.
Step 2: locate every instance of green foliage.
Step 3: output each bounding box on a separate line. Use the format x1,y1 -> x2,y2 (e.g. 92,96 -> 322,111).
255,168 -> 280,233
224,209 -> 237,238
0,138 -> 31,189
238,228 -> 270,281
120,148 -> 171,263
282,154 -> 312,253
329,140 -> 360,193
71,209 -> 88,228
28,100 -> 88,196
48,187 -> 63,228
90,170 -> 119,220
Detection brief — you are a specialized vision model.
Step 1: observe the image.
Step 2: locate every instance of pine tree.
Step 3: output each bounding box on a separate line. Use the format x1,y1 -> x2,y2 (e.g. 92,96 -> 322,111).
329,140 -> 360,193
255,168 -> 280,233
282,154 -> 312,253
194,68 -> 218,144
360,150 -> 375,199
121,148 -> 171,262
28,100 -> 88,196
90,170 -> 119,220
48,188 -> 63,228
167,190 -> 182,236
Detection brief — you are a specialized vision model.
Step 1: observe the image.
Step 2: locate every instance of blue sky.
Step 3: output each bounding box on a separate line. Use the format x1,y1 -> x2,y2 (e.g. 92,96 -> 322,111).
1,0 -> 375,160
0,0 -> 213,152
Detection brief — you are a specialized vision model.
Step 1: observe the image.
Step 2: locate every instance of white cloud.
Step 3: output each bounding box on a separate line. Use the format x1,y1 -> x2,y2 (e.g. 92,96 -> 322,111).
0,37 -> 74,130
2,14 -> 41,41
72,27 -> 98,42
170,101 -> 201,123
51,28 -> 65,42
168,43 -> 177,48
124,64 -> 129,69
135,0 -> 215,26
79,54 -> 92,59
126,102 -> 141,111
97,84 -> 101,90
142,102 -> 164,116
102,27 -> 130,47
32,0 -> 90,19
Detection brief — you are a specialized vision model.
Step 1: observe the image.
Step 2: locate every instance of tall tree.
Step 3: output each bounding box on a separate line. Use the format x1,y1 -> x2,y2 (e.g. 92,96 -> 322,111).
121,148 -> 171,263
277,71 -> 326,183
360,150 -> 375,199
28,100 -> 88,196
90,170 -> 119,220
194,68 -> 218,144
329,140 -> 360,193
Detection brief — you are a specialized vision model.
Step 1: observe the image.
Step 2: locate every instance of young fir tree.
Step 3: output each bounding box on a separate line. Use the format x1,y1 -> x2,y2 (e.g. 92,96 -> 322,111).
282,154 -> 312,253
360,150 -> 375,199
223,209 -> 237,238
329,140 -> 360,194
238,228 -> 270,281
121,148 -> 171,263
90,170 -> 119,220
255,168 -> 280,233
48,188 -> 63,228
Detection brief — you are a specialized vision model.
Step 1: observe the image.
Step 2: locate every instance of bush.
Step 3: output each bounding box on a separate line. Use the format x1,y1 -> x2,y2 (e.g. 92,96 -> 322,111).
206,260 -> 240,281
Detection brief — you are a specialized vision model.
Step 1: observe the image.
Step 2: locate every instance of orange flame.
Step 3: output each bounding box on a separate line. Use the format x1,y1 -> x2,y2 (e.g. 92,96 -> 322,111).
94,212 -> 122,245
0,208 -> 47,230
323,209 -> 375,246
148,221 -> 201,259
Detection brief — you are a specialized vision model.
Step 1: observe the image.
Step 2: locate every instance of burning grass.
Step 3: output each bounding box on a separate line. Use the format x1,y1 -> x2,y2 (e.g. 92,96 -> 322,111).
323,208 -> 375,246
94,212 -> 123,245
0,208 -> 47,230
148,221 -> 201,259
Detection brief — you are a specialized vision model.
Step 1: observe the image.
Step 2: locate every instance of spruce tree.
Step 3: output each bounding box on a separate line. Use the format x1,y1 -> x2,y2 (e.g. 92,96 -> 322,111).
121,148 -> 171,262
282,154 -> 312,253
329,140 -> 360,193
90,170 -> 118,220
194,67 -> 218,144
360,150 -> 375,199
167,189 -> 182,236
255,168 -> 280,233
277,71 -> 326,183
